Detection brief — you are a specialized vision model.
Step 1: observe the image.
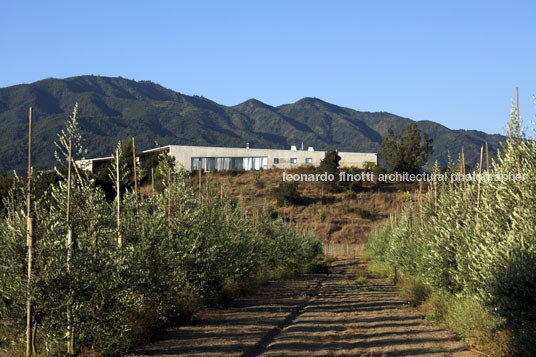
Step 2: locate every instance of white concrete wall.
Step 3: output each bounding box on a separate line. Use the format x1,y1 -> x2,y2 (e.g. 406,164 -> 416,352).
166,145 -> 377,171
338,152 -> 378,168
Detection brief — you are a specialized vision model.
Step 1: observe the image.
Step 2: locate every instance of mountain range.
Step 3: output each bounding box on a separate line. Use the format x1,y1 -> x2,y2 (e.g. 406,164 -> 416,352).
0,75 -> 505,173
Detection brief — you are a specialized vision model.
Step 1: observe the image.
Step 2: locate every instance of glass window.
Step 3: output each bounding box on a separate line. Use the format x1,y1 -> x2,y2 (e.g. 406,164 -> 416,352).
305,158 -> 312,164
274,158 -> 279,164
290,158 -> 297,164
231,157 -> 243,169
191,156 -> 267,171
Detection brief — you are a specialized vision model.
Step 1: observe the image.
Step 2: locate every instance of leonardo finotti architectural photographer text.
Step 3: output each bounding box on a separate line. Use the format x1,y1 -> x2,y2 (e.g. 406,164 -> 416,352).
282,171 -> 527,183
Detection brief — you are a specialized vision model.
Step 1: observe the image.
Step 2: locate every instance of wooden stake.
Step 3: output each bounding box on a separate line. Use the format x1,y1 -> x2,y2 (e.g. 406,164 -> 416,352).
151,167 -> 155,200
433,175 -> 437,212
66,228 -> 73,354
205,178 -> 208,203
26,107 -> 33,357
516,87 -> 521,176
26,107 -> 32,239
516,87 -> 520,140
515,89 -> 523,217
167,168 -> 171,235
132,138 -> 138,215
66,137 -> 74,355
475,145 -> 483,235
60,136 -> 84,187
418,180 -> 423,226
485,142 -> 489,171
66,137 -> 72,224
116,149 -> 122,246
31,320 -> 37,355
461,146 -> 466,191
26,217 -> 33,357
71,160 -> 84,188
198,159 -> 202,203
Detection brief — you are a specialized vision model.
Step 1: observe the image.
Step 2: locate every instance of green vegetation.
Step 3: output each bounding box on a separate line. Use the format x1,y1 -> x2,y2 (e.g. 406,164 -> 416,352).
0,174 -> 16,214
273,181 -> 301,206
317,150 -> 341,193
0,76 -> 503,173
381,122 -> 433,173
366,106 -> 536,356
0,109 -> 322,356
399,275 -> 431,307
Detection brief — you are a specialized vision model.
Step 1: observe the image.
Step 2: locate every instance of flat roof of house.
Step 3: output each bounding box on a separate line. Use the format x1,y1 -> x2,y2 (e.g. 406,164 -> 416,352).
164,144 -> 376,155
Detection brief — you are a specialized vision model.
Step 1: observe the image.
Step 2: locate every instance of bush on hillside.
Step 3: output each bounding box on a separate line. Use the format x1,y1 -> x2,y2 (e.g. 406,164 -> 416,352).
273,181 -> 301,206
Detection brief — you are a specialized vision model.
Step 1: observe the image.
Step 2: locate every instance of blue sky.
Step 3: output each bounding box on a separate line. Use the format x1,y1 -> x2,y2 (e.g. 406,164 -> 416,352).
1,0 -> 535,134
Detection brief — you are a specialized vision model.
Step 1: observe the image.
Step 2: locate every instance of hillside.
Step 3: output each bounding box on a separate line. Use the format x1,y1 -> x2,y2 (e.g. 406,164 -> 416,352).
170,168 -> 413,244
0,75 -> 504,173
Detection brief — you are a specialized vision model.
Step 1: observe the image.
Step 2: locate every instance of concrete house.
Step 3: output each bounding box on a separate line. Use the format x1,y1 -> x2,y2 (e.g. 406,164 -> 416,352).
77,144 -> 377,172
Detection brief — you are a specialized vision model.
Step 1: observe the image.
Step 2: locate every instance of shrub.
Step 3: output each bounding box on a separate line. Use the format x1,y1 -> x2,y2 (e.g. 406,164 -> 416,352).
400,276 -> 430,307
273,181 -> 300,206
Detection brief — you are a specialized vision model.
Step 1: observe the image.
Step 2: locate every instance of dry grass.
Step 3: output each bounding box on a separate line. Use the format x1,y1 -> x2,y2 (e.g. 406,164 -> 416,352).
194,168 -> 414,244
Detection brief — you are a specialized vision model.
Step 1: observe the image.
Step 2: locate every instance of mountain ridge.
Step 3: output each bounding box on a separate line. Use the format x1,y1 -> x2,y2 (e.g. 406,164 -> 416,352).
0,75 -> 504,173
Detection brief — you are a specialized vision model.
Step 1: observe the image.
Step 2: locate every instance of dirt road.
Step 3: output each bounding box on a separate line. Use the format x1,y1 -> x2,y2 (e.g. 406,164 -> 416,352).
133,260 -> 475,357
